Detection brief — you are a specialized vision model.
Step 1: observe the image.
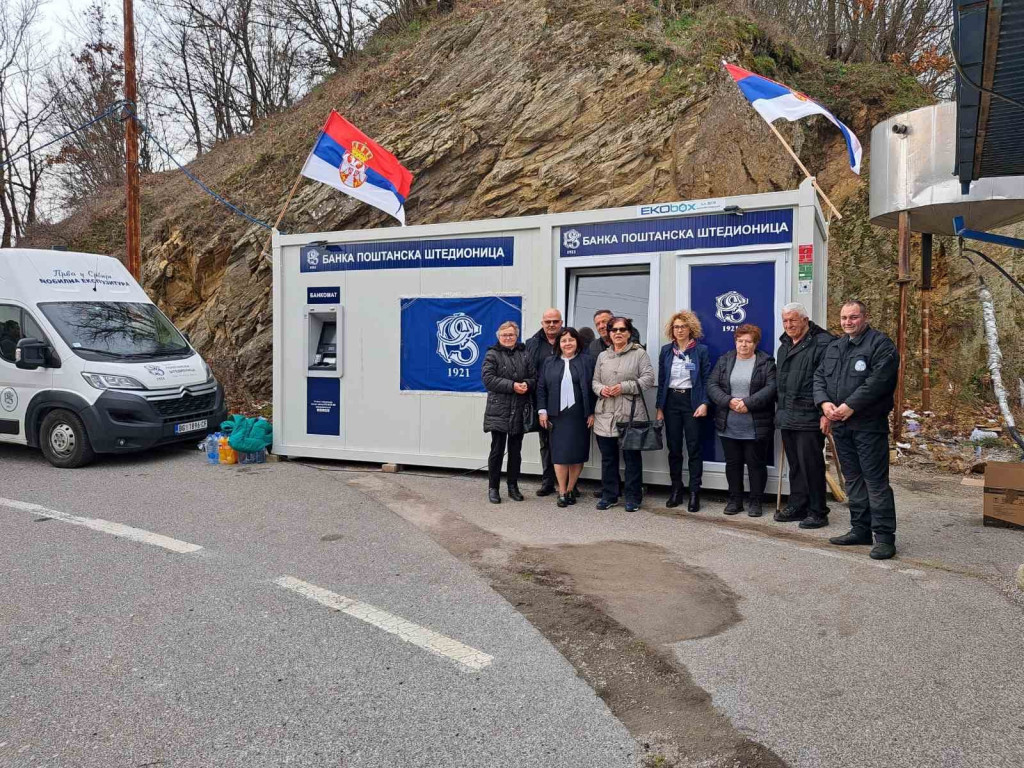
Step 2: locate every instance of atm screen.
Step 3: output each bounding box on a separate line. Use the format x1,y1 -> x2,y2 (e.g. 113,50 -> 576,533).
311,322 -> 337,369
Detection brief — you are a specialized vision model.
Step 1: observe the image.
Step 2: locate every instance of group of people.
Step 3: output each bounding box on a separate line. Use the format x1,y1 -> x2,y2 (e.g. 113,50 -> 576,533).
481,299 -> 900,560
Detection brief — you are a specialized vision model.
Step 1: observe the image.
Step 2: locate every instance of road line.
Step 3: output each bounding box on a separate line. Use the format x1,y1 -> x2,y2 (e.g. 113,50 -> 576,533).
0,497 -> 202,554
274,576 -> 494,672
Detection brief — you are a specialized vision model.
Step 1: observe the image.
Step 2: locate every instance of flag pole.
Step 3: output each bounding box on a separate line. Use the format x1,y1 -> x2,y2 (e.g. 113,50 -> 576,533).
762,120 -> 842,221
259,170 -> 304,265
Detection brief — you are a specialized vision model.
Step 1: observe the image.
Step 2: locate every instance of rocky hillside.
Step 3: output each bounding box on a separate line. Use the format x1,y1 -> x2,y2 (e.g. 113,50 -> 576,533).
24,0 -> 1022,421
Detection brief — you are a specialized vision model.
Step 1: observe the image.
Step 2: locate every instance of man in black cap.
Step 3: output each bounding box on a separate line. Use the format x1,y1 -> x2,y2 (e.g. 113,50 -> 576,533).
774,302 -> 835,528
813,300 -> 900,560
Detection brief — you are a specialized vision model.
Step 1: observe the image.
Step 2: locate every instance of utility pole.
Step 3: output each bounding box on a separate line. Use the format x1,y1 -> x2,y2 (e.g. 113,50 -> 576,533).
123,0 -> 141,280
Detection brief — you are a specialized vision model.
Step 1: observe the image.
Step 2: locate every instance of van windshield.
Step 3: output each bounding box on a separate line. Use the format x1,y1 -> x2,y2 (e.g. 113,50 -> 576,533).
39,302 -> 191,361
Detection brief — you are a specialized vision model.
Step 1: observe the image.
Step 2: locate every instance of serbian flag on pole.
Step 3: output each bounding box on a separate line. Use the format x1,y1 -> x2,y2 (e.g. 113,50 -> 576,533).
301,111 -> 414,224
724,62 -> 862,175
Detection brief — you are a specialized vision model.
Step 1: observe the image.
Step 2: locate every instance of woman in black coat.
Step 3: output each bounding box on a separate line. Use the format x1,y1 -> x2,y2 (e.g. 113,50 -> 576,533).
706,324 -> 778,518
481,320 -> 537,504
537,328 -> 596,507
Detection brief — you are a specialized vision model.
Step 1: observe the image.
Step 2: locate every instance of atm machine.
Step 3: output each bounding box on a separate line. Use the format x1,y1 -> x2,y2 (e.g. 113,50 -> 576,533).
304,287 -> 343,436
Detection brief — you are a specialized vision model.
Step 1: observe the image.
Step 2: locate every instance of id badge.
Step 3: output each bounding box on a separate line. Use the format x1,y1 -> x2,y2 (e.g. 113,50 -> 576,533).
683,359 -> 696,372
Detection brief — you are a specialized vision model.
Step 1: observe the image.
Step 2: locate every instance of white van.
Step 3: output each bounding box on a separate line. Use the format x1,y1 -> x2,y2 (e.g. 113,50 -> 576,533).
0,248 -> 226,467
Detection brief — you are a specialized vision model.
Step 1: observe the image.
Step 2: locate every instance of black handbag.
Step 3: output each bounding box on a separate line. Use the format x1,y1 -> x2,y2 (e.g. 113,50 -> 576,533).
617,396 -> 664,451
521,398 -> 538,433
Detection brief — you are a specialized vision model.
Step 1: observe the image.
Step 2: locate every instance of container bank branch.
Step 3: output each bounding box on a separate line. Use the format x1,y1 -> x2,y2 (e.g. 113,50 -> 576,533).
272,179 -> 829,492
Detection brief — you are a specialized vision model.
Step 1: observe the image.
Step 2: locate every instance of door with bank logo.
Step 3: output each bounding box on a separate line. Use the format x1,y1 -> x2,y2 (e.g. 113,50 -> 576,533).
677,255 -> 783,465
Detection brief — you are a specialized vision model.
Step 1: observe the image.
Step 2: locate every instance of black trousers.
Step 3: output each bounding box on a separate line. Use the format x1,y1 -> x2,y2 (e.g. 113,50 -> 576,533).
781,429 -> 827,516
664,389 -> 703,488
596,435 -> 643,505
831,427 -> 896,544
720,435 -> 771,500
538,427 -> 556,488
488,431 -> 524,489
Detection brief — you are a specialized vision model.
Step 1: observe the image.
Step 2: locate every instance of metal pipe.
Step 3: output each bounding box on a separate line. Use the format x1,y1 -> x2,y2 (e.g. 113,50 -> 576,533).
893,211 -> 911,442
921,235 -> 933,412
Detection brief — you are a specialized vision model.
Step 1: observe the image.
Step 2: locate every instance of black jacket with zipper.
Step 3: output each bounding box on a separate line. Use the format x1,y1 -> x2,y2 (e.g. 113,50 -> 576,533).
813,326 -> 899,432
481,342 -> 537,434
707,350 -> 778,439
775,322 -> 836,431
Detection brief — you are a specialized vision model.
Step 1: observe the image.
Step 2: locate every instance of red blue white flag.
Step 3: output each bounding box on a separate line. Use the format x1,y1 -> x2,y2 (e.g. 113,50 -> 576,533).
302,111 -> 414,224
724,62 -> 862,175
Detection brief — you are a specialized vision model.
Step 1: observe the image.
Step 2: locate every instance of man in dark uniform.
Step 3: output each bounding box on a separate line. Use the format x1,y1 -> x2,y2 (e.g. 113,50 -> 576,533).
775,302 -> 836,528
813,300 -> 900,559
525,307 -> 562,495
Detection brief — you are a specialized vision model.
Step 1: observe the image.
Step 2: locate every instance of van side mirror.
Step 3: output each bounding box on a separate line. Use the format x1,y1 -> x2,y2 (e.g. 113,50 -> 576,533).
15,337 -> 50,370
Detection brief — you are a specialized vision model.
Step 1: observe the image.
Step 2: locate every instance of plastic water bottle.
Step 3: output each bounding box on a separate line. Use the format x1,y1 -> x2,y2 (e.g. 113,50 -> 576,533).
206,433 -> 220,464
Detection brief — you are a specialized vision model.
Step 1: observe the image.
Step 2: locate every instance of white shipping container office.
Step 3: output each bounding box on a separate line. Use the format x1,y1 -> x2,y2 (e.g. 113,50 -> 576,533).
272,178 -> 828,493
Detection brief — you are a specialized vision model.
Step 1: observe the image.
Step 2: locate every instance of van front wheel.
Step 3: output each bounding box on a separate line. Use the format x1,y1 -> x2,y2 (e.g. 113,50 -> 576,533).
40,409 -> 96,468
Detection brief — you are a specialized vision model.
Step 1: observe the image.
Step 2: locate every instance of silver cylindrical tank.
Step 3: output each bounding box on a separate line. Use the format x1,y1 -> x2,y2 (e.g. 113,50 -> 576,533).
869,102 -> 1024,235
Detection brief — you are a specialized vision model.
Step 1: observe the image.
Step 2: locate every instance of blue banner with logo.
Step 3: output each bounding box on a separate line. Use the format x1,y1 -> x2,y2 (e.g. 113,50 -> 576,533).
559,209 -> 792,258
689,261 -> 777,463
307,378 -> 340,435
400,296 -> 523,392
301,237 -> 514,273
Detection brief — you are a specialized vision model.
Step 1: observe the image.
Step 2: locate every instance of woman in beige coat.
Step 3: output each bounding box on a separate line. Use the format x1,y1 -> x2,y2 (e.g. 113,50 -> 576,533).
592,316 -> 656,512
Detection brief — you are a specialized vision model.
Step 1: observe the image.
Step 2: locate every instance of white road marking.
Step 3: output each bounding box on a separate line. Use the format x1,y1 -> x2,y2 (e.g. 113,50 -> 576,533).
0,497 -> 202,554
274,576 -> 494,672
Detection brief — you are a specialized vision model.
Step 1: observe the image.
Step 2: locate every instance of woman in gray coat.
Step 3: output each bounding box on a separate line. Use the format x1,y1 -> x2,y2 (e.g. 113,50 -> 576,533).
592,317 -> 656,512
481,321 -> 537,504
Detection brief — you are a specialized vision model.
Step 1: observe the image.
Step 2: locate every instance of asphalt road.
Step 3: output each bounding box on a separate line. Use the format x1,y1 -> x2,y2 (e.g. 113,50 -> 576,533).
0,444 -> 638,767
352,461 -> 1024,768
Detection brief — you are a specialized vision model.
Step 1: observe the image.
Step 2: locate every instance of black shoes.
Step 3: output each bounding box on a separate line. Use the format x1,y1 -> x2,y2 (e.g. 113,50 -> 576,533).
799,514 -> 829,529
869,542 -> 897,560
625,502 -> 640,512
666,483 -> 685,508
556,494 -> 569,508
774,506 -> 807,523
724,496 -> 743,515
567,488 -> 578,505
687,489 -> 701,513
536,484 -> 556,497
829,530 -> 873,546
746,498 -> 763,518
488,488 -> 501,504
596,498 -> 619,510
507,483 -> 524,502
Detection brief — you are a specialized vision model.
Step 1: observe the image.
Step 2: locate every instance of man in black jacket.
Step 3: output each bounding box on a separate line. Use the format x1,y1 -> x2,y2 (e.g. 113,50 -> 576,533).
775,302 -> 835,528
589,309 -> 614,358
525,307 -> 562,495
813,300 -> 900,560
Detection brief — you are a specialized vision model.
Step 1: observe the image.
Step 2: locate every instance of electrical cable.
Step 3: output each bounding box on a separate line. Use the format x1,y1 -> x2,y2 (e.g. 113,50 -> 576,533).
950,16 -> 1024,113
123,102 -> 274,231
961,244 -> 1024,298
0,100 -> 131,171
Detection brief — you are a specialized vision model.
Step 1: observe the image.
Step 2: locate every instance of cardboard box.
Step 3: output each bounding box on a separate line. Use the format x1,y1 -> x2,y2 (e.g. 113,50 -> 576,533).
983,462 -> 1024,530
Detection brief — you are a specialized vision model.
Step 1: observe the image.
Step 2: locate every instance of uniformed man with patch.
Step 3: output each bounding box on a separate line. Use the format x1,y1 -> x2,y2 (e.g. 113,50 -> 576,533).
813,300 -> 900,560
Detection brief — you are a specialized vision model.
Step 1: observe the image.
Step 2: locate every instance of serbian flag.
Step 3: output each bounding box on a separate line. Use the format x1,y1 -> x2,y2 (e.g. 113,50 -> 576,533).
301,111 -> 414,224
724,62 -> 862,175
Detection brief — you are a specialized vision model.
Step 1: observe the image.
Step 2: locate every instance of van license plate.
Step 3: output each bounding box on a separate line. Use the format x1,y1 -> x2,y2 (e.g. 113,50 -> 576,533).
175,419 -> 208,435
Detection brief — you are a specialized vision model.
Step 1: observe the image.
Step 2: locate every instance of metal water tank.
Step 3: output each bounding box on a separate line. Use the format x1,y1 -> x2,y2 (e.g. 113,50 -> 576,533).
869,102 -> 1024,235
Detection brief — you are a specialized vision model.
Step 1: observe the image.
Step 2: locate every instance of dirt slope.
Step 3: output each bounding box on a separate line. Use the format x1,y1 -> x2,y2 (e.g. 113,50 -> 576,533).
27,0 -> 958,406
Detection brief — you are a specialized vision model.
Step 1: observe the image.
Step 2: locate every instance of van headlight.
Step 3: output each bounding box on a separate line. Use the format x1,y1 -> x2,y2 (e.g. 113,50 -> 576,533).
82,372 -> 145,390
202,360 -> 214,382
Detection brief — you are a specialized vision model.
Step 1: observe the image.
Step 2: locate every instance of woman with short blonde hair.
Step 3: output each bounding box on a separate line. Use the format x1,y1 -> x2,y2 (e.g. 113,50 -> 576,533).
663,311 -> 702,342
655,309 -> 711,511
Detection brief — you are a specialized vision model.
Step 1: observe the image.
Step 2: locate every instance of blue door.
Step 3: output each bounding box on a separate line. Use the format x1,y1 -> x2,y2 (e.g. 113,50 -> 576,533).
689,261 -> 777,463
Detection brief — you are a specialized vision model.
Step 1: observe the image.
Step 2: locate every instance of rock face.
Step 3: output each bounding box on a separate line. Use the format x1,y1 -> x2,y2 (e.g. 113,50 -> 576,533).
27,0 -> 965,406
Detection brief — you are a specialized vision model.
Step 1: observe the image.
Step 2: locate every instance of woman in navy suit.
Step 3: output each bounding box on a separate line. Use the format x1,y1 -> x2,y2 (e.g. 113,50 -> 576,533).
655,310 -> 711,511
537,327 -> 596,507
